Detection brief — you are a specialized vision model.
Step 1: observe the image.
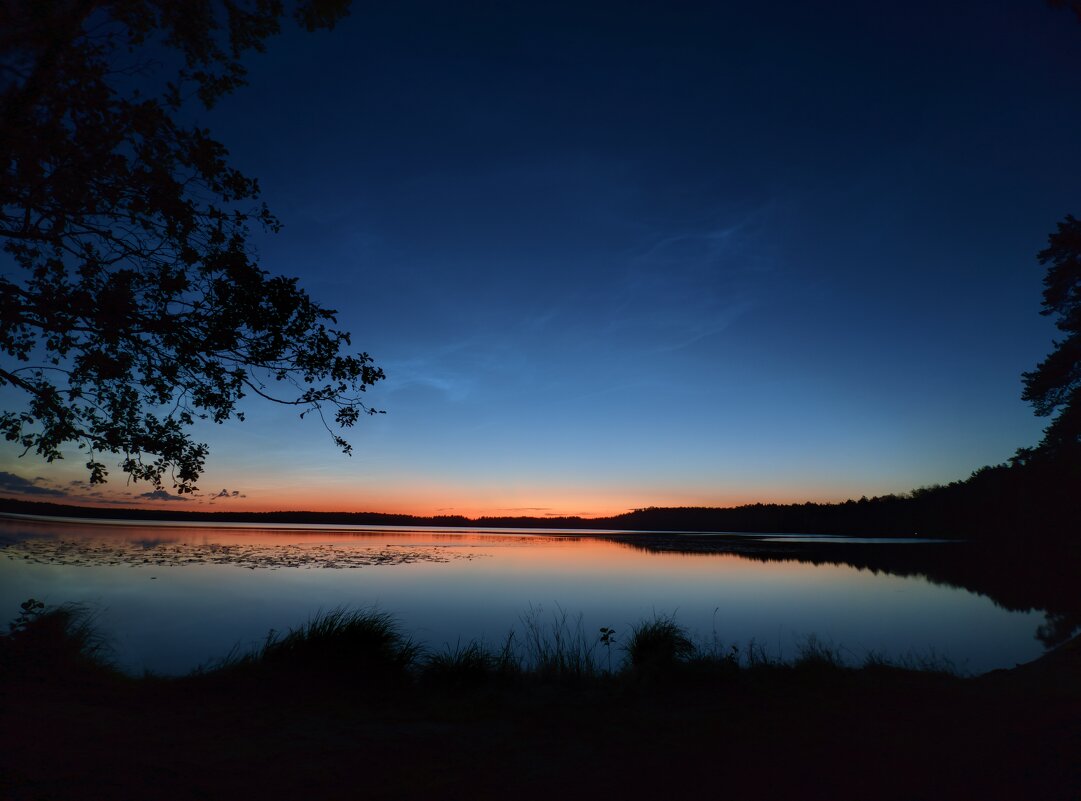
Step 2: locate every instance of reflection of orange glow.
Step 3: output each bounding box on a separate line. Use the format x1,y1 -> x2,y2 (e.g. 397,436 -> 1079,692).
0,516 -> 860,583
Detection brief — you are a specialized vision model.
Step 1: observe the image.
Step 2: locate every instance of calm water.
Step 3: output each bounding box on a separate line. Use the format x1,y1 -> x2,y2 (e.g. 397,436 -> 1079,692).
0,516 -> 1049,675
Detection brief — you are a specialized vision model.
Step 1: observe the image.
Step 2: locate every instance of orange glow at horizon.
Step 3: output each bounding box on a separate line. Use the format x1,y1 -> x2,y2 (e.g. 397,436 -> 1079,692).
61,480 -> 868,519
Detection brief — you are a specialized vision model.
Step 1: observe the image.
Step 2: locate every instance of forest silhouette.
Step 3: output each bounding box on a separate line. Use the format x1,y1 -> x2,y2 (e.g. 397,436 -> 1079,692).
2,441 -> 1077,541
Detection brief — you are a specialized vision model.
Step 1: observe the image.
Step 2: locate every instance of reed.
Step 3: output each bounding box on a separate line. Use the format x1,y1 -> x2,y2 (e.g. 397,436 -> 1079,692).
516,604 -> 599,680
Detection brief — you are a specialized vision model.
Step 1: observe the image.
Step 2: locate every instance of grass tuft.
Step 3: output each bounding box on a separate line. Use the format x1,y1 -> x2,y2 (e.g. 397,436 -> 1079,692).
792,634 -> 848,671
624,614 -> 695,672
896,647 -> 962,677
224,607 -> 419,680
422,639 -> 503,687
0,599 -> 114,681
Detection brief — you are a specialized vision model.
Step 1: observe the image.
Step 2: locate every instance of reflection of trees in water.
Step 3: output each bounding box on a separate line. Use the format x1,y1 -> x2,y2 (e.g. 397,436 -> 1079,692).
131,538 -> 181,550
1035,613 -> 1081,648
603,535 -> 1081,648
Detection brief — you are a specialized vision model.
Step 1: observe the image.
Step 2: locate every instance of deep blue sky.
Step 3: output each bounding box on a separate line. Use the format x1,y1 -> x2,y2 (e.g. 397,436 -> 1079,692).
4,1 -> 1080,515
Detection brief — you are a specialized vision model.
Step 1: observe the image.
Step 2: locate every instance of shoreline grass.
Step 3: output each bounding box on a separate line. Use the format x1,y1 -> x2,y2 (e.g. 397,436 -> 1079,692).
2,600 -> 1078,801
0,599 -> 115,682
0,599 -> 975,688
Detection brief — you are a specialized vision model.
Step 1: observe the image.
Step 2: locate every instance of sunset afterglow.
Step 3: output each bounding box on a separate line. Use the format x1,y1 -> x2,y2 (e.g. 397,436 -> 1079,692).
1,2 -> 1078,517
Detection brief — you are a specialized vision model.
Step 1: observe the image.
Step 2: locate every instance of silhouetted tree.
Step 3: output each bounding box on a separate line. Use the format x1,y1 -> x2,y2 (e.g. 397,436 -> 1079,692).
0,0 -> 383,493
1049,0 -> 1081,24
1021,216 -> 1081,457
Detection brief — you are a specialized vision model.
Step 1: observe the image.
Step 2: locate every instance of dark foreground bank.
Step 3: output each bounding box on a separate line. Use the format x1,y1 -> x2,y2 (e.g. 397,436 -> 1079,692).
1,605 -> 1078,801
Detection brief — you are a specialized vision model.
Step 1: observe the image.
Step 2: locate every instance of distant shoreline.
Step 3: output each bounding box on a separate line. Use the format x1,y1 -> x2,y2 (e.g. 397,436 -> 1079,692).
0,507 -> 952,543
0,495 -> 948,538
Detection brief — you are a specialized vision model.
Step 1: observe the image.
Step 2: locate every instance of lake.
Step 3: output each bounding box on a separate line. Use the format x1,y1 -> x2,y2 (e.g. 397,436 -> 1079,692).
0,514 -> 1053,675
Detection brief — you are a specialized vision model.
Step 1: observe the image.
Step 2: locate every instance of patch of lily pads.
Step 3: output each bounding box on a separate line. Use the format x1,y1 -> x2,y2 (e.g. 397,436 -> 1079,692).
1,538 -> 488,569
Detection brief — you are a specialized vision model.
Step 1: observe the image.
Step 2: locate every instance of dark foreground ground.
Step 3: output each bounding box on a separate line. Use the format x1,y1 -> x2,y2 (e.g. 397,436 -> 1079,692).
2,634 -> 1079,801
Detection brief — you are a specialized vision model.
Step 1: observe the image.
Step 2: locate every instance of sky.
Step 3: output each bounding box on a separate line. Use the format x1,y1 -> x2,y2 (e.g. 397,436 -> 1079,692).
2,0 -> 1081,517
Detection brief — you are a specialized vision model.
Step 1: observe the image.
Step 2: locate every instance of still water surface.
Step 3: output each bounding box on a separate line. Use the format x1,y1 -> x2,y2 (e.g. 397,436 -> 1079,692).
0,515 -> 1048,675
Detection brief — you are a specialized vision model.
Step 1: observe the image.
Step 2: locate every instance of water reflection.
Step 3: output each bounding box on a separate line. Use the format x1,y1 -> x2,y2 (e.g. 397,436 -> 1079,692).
0,516 -> 1065,675
131,537 -> 180,549
606,532 -> 1081,649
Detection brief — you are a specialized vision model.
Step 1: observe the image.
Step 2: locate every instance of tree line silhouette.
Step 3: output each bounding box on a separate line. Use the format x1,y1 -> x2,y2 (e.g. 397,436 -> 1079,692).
2,443 -> 1077,542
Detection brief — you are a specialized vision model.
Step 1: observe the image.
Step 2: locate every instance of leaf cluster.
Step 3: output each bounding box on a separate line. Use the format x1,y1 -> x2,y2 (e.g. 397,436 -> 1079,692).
0,0 -> 381,493
1022,215 -> 1081,456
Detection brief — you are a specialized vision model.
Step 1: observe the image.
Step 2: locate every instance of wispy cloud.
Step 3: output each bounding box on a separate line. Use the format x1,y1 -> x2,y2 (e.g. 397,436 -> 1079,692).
136,489 -> 191,502
208,488 -> 246,502
592,206 -> 778,355
381,341 -> 481,403
0,472 -> 66,497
